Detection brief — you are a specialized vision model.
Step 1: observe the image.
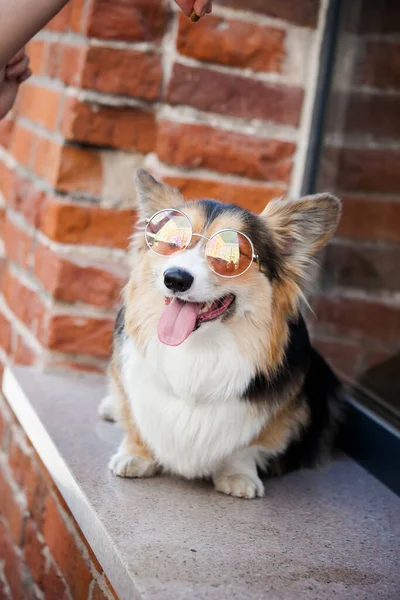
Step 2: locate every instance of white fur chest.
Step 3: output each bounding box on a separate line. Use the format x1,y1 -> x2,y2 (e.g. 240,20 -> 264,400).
120,325 -> 267,478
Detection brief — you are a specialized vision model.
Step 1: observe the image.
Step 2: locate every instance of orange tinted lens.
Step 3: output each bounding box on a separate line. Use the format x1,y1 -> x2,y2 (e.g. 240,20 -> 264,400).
205,230 -> 253,277
146,210 -> 192,256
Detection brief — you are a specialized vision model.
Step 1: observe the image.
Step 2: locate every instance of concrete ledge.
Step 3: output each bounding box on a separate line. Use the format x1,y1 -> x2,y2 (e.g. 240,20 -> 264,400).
2,366 -> 400,600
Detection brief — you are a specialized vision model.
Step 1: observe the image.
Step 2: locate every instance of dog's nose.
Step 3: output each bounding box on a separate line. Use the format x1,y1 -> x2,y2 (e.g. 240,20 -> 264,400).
164,268 -> 194,293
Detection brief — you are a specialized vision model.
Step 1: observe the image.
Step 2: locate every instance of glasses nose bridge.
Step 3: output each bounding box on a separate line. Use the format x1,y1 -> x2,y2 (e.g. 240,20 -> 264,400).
191,231 -> 209,241
189,231 -> 210,256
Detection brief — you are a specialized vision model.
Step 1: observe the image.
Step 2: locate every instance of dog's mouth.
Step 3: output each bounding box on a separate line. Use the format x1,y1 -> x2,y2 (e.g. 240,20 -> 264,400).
158,294 -> 235,346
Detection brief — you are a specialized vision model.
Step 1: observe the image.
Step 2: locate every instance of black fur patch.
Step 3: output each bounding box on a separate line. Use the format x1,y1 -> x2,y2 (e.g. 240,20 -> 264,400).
242,315 -> 311,402
268,349 -> 342,474
114,305 -> 125,338
241,313 -> 342,472
196,199 -> 282,280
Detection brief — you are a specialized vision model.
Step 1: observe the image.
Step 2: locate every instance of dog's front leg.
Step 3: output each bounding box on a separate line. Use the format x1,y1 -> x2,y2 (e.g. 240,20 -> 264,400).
109,425 -> 159,479
213,447 -> 265,499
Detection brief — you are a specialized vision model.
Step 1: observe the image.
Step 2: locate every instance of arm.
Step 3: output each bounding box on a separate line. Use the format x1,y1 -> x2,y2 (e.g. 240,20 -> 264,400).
0,0 -> 212,69
0,0 -> 69,69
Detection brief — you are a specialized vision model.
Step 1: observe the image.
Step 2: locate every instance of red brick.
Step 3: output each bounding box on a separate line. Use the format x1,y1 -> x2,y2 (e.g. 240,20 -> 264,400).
34,244 -> 127,308
56,145 -> 103,195
0,313 -> 12,354
215,0 -> 320,27
27,39 -> 47,75
2,269 -> 46,339
46,42 -> 64,79
344,92 -> 400,139
331,147 -> 400,195
40,199 -> 136,249
81,46 -> 162,99
45,2 -> 72,31
13,178 -> 46,229
361,41 -> 400,90
32,136 -> 62,184
167,64 -> 303,126
0,401 -> 12,450
359,346 -> 395,375
42,561 -> 69,600
23,519 -> 45,585
163,176 -> 285,213
46,314 -> 113,358
0,258 -> 5,290
85,0 -> 170,41
61,97 -> 156,152
177,13 -> 285,72
0,165 -> 45,227
321,242 -> 400,292
2,218 -> 33,269
312,294 -> 400,344
18,84 -> 61,131
9,124 -> 35,167
0,205 -> 4,234
0,116 -> 15,147
70,0 -> 85,32
33,136 -> 103,196
34,138 -> 102,195
0,518 -> 24,600
358,0 -> 400,34
39,42 -> 85,85
0,467 -> 26,545
157,121 -> 294,181
24,589 -> 45,600
13,336 -> 37,366
91,582 -> 109,600
0,160 -> 16,203
59,45 -> 86,86
312,336 -> 362,379
0,578 -> 10,600
43,495 -> 92,600
8,433 -> 32,490
24,457 -> 49,529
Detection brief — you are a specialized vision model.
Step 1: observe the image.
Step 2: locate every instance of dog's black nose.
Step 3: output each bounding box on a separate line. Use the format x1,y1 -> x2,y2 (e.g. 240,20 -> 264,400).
164,268 -> 194,293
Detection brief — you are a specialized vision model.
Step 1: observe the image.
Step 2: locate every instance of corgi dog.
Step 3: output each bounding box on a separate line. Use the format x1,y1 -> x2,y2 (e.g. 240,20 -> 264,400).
100,169 -> 343,499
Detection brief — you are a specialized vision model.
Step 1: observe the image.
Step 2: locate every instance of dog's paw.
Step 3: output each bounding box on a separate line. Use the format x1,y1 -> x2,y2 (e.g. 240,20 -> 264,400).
108,451 -> 158,478
98,395 -> 117,422
214,473 -> 264,499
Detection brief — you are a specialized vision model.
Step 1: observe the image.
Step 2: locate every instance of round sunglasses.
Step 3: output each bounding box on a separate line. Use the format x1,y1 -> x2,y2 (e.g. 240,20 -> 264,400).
144,209 -> 259,278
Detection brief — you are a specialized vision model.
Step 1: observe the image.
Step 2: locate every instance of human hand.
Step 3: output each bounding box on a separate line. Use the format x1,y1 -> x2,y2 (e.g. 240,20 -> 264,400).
0,48 -> 31,120
174,0 -> 212,18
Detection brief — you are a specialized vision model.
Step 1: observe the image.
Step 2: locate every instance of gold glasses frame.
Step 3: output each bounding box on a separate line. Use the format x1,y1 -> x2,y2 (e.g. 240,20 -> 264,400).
144,209 -> 259,279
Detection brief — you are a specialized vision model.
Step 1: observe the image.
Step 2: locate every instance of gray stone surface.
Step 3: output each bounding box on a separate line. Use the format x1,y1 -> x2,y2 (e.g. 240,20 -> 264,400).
2,366 -> 400,600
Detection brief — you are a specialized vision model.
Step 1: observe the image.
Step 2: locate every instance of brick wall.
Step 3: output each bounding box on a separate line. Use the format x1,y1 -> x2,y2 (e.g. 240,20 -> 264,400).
1,2 -> 398,596
311,0 -> 400,383
0,394 -> 117,600
0,0 -> 325,375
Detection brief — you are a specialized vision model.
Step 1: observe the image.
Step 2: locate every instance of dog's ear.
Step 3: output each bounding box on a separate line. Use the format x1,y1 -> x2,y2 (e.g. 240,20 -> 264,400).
260,193 -> 341,278
135,169 -> 183,219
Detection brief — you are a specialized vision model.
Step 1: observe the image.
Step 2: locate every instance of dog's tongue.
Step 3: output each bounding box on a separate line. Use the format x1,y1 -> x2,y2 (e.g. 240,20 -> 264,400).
158,298 -> 201,346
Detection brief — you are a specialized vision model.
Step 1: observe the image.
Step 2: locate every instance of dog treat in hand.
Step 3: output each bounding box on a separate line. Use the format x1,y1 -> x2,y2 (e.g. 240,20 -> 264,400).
190,10 -> 201,21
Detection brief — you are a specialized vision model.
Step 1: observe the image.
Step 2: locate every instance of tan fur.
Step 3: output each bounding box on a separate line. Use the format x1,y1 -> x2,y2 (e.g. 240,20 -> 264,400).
136,169 -> 183,217
206,211 -> 248,237
251,395 -> 310,453
124,262 -> 164,355
261,194 -> 340,292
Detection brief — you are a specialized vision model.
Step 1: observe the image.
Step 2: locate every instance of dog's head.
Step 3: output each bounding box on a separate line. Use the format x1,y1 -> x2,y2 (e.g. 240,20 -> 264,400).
126,170 -> 340,355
